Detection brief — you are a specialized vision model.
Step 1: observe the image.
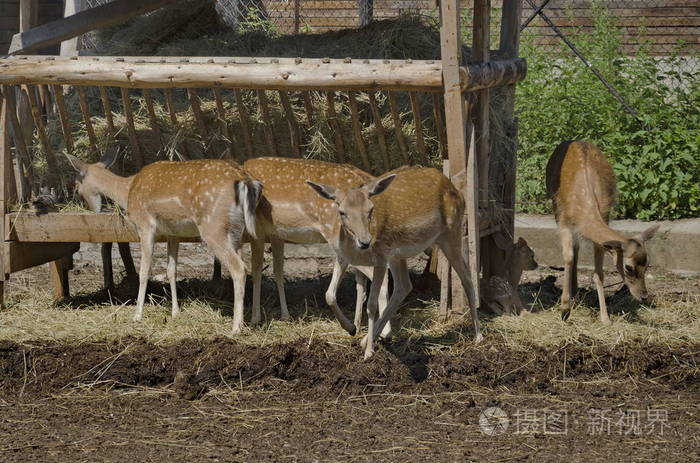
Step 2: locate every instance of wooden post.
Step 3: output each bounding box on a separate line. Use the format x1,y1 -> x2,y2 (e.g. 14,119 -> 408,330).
359,0 -> 373,27
347,91 -> 370,171
60,0 -> 83,56
409,92 -> 427,163
77,87 -> 97,151
257,90 -> 278,158
49,255 -> 72,301
0,92 -> 11,308
325,92 -> 346,163
439,0 -> 480,319
367,92 -> 390,171
278,90 -> 302,157
234,88 -> 255,159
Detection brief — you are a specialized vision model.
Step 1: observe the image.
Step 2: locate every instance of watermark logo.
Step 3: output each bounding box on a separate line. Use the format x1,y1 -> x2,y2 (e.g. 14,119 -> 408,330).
479,407 -> 510,436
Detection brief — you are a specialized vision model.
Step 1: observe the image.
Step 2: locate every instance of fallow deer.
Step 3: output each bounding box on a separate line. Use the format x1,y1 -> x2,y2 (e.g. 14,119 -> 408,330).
546,140 -> 659,323
66,151 -> 265,332
243,157 -> 390,336
307,166 -> 480,359
482,237 -> 538,315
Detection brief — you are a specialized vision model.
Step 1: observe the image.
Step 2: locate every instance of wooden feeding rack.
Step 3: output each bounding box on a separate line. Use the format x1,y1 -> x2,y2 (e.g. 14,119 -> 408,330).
0,0 -> 526,319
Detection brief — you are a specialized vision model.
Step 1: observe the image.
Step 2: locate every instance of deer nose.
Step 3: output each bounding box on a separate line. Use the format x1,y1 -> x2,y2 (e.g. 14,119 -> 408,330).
356,239 -> 370,250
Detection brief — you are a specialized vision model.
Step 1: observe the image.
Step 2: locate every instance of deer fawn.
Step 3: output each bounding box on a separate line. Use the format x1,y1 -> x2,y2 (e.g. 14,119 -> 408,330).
66,151 -> 265,332
307,166 -> 480,359
482,237 -> 538,315
243,157 -> 390,336
546,141 -> 659,324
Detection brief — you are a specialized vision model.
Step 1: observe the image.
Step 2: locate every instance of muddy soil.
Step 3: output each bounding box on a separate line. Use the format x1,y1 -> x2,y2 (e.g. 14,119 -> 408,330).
0,338 -> 698,462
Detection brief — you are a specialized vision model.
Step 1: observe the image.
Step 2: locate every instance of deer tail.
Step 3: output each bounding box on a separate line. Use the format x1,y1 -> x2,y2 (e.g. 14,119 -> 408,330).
236,179 -> 263,240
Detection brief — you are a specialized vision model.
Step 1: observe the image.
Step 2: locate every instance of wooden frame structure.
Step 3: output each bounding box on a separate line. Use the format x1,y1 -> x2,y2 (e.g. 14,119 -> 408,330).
0,0 -> 526,319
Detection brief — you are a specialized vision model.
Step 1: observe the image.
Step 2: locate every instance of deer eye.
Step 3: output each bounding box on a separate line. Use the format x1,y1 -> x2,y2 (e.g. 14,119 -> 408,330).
625,265 -> 635,274
339,210 -> 346,217
638,256 -> 647,267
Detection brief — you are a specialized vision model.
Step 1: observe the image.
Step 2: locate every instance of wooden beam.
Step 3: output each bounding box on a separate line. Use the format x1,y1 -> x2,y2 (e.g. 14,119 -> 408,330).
8,241 -> 78,273
9,0 -> 182,55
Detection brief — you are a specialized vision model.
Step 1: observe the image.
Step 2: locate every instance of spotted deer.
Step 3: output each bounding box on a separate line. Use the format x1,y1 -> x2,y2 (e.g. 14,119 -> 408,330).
243,157 -> 390,336
546,141 -> 659,323
482,237 -> 538,315
307,166 -> 481,359
66,151 -> 265,332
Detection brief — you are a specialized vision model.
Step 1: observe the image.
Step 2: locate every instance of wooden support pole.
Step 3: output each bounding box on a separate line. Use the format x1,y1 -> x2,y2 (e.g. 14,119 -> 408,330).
325,91 -> 346,163
77,87 -> 97,151
234,89 -> 254,159
367,92 -> 390,171
60,0 -> 83,57
120,87 -> 144,168
213,88 -> 235,160
439,0 -> 480,319
0,93 -> 11,307
388,91 -> 410,164
98,86 -> 115,137
25,85 -> 58,186
49,254 -> 71,301
188,88 -> 210,154
4,88 -> 35,197
409,92 -> 427,163
278,90 -> 302,157
52,84 -> 74,152
142,88 -> 161,142
256,90 -> 278,158
163,88 -> 178,125
432,93 -> 447,159
473,0 -> 491,206
302,91 -> 315,127
347,91 -> 370,171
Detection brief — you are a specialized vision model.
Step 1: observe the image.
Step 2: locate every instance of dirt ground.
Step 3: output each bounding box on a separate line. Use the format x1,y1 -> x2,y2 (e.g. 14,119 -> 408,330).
0,256 -> 698,462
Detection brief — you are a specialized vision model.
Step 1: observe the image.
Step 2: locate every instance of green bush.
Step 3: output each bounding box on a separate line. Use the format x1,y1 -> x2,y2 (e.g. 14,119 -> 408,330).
516,3 -> 700,220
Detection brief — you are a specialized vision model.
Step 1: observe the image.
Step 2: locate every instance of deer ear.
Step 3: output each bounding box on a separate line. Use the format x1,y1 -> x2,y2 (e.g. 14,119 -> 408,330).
100,146 -> 120,169
306,180 -> 337,200
64,152 -> 87,176
637,224 -> 660,242
366,173 -> 396,197
603,240 -> 624,251
516,237 -> 528,247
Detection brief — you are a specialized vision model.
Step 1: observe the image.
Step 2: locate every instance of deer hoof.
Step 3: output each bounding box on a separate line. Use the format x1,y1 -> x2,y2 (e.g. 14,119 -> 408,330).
560,309 -> 571,321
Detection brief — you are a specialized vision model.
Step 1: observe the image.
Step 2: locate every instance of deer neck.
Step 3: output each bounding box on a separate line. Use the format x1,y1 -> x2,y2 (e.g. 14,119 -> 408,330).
505,256 -> 524,289
90,167 -> 133,210
576,216 -> 627,246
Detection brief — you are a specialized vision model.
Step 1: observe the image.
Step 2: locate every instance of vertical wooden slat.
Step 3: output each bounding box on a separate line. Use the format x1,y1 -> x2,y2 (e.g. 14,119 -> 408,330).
473,0 -> 491,205
77,87 -> 97,151
278,90 -> 302,157
120,87 -> 144,168
2,91 -> 18,204
409,92 -> 427,162
388,91 -> 410,165
234,88 -> 255,159
367,92 -> 390,171
325,91 -> 346,163
0,91 -> 11,298
164,88 -> 178,125
347,91 -> 370,171
25,85 -> 58,183
98,86 -> 115,137
432,93 -> 448,159
213,88 -> 236,160
52,85 -> 73,152
188,88 -> 210,154
302,91 -> 315,127
257,89 -> 278,158
4,88 -> 35,198
439,0 -> 480,317
142,89 -> 162,141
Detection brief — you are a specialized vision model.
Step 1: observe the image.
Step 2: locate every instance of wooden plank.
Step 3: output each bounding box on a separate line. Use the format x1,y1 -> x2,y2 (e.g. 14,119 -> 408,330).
257,89 -> 278,158
325,91 -> 346,163
142,88 -> 162,142
98,85 -> 114,136
234,88 -> 254,159
367,92 -> 390,171
77,86 -> 97,151
347,91 -> 370,172
387,91 -> 409,165
0,90 -> 10,284
120,87 -> 144,168
9,0 -> 181,54
25,84 -> 58,185
278,90 -> 302,157
52,84 -> 73,152
213,88 -> 235,160
409,92 -> 427,163
6,241 -> 78,273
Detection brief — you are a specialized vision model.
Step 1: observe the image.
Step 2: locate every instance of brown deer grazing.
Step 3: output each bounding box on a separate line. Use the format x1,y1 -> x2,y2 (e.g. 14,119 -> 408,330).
482,237 -> 538,315
307,166 -> 480,359
546,141 -> 659,323
67,151 -> 265,332
243,157 -> 390,336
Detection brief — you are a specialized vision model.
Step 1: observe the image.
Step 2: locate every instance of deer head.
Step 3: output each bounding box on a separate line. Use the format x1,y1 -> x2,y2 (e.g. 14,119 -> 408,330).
603,224 -> 660,302
513,237 -> 538,271
65,148 -> 119,213
306,174 -> 396,250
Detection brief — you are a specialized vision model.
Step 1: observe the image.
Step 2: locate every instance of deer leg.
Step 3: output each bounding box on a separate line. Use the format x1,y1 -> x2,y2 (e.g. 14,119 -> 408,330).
351,268 -> 367,331
367,260 -> 412,346
166,237 -> 180,318
559,227 -> 576,320
118,242 -> 138,286
325,259 -> 356,335
439,237 -> 482,343
101,243 -> 114,289
353,265 -> 391,339
593,244 -> 611,325
362,265 -> 387,360
134,230 -> 155,322
250,239 -> 264,326
212,258 -> 222,283
271,238 -> 290,320
572,240 -> 580,296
